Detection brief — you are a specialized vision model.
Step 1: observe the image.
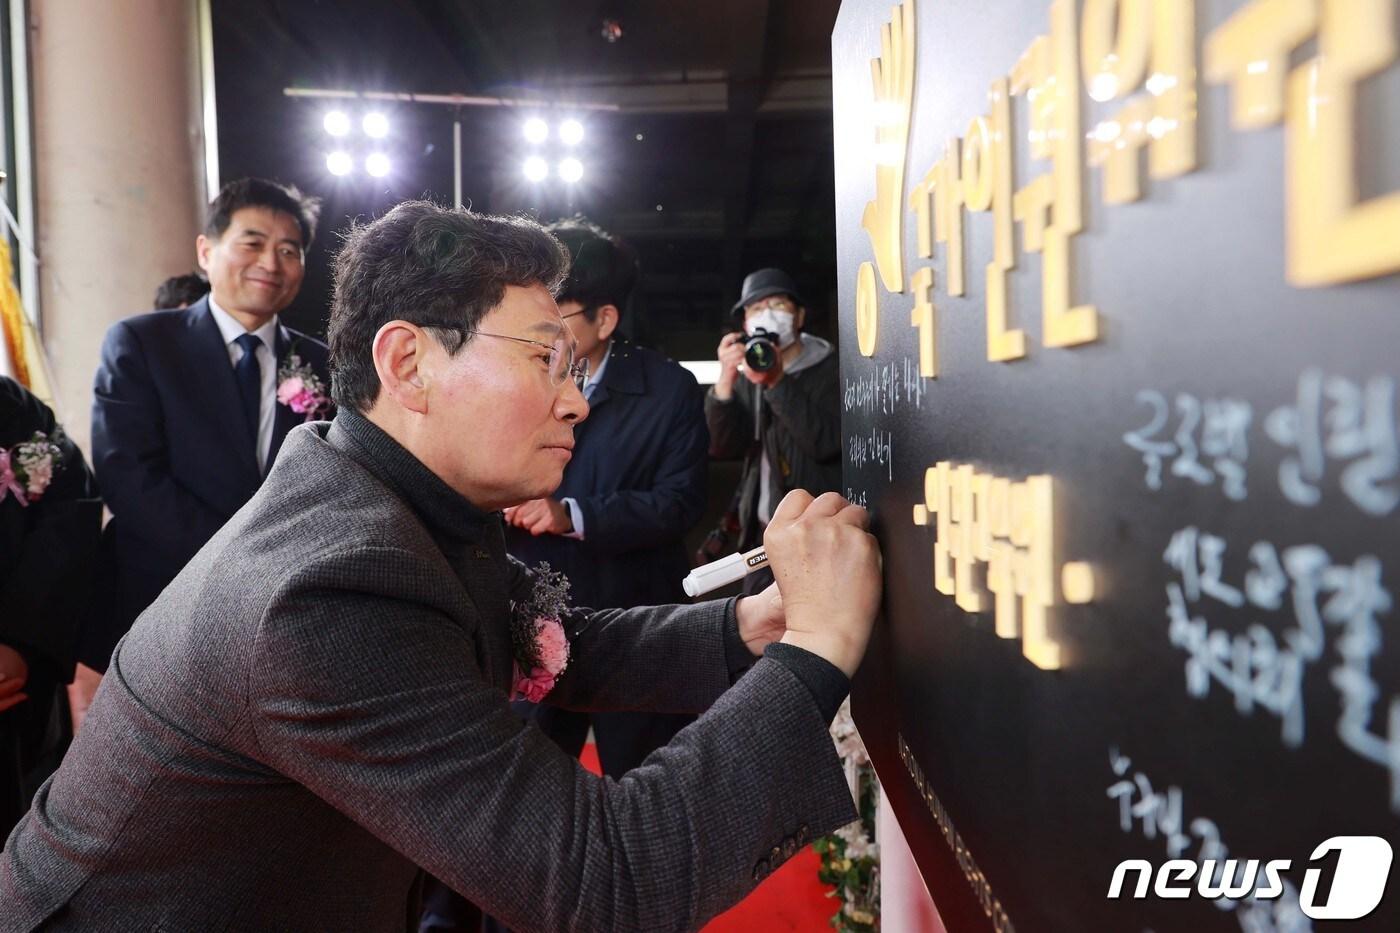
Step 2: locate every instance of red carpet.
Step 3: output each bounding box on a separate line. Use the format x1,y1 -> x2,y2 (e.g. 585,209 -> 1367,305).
699,847 -> 836,932
578,744 -> 838,931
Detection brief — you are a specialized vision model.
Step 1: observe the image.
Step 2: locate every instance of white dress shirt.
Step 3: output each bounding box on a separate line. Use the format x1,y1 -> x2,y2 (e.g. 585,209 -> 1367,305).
209,297 -> 280,474
560,341 -> 612,540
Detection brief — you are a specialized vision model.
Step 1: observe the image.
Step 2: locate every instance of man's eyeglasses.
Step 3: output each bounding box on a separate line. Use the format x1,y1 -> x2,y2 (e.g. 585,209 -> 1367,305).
744,296 -> 796,315
431,326 -> 589,391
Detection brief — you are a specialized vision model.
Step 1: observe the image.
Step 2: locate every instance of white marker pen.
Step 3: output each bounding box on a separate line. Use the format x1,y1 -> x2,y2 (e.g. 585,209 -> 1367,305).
682,546 -> 769,597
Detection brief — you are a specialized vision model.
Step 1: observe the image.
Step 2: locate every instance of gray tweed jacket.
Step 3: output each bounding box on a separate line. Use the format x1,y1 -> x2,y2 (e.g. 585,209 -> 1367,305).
0,412 -> 854,932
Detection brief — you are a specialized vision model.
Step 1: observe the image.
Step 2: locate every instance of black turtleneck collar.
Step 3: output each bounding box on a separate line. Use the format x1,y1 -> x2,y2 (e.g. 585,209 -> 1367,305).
327,407 -> 494,544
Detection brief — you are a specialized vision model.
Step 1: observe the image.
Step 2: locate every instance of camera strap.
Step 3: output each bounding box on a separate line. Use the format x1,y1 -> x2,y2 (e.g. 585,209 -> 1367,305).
753,382 -> 763,441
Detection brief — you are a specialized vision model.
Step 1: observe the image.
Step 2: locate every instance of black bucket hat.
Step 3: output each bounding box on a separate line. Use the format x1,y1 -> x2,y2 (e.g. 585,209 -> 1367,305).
730,268 -> 806,319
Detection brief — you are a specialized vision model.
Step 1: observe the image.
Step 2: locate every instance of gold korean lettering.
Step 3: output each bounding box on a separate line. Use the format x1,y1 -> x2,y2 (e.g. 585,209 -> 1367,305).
862,0 -> 918,294
911,266 -> 939,377
1286,0 -> 1400,285
917,462 -> 1097,670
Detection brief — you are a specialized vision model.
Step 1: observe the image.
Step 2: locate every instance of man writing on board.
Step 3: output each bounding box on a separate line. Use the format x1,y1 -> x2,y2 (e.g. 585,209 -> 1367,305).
0,202 -> 881,932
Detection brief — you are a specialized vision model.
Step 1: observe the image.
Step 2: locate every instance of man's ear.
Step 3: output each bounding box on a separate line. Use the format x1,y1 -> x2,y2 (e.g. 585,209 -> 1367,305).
793,305 -> 806,332
195,234 -> 214,274
372,322 -> 430,414
596,304 -> 621,342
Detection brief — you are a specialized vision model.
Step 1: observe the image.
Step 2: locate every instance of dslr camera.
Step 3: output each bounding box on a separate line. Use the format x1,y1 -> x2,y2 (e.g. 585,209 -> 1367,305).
743,328 -> 779,372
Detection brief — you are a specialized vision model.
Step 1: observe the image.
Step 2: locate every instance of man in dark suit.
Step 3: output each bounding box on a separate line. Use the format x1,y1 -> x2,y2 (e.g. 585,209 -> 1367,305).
504,219 -> 708,778
90,178 -> 328,653
0,202 -> 880,932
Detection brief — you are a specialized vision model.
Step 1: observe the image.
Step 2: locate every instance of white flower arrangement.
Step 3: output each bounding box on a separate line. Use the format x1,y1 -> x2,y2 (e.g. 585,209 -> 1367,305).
814,698 -> 881,931
0,430 -> 64,507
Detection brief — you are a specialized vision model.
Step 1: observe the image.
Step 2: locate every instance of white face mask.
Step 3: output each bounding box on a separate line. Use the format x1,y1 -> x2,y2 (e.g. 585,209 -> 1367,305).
746,308 -> 798,348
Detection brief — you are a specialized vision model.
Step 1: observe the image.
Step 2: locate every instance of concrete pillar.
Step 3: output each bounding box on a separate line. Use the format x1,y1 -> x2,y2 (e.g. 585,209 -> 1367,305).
29,0 -> 208,451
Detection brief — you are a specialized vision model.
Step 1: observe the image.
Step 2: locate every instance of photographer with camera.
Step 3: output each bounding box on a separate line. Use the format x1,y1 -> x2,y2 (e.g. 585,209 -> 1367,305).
706,269 -> 842,593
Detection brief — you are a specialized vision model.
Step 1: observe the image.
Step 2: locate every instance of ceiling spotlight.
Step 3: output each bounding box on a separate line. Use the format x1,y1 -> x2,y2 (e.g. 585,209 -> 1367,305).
523,156 -> 549,182
323,110 -> 351,137
362,112 -> 389,138
558,158 -> 584,184
523,118 -> 549,144
326,151 -> 353,176
559,119 -> 584,146
635,132 -> 644,142
365,153 -> 392,178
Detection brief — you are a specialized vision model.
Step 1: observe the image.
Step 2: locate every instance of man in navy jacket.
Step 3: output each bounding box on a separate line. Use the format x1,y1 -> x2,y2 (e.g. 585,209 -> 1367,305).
90,178 -> 329,656
504,219 -> 709,776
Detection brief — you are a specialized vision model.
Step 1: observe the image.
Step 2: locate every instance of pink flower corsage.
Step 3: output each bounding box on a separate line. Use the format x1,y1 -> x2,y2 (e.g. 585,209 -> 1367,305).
276,353 -> 331,421
509,564 -> 573,701
0,430 -> 63,507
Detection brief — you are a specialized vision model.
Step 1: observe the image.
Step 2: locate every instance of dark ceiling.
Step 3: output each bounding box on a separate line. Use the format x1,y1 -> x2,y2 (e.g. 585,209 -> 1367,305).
211,0 -> 842,359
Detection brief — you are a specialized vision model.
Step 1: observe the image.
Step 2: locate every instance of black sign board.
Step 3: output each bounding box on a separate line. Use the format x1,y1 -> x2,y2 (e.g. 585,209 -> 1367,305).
833,1 -> 1400,929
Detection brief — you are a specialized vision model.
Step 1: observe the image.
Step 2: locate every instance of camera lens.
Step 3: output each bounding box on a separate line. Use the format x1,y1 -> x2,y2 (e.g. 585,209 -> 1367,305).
744,330 -> 778,372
